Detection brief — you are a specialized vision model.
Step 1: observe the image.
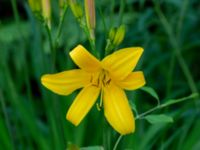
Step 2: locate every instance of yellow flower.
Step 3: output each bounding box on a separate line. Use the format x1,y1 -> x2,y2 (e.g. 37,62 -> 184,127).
41,45 -> 145,134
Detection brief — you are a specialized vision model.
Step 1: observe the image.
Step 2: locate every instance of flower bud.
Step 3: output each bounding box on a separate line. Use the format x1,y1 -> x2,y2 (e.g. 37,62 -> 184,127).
113,25 -> 126,46
108,27 -> 117,42
28,0 -> 41,12
59,0 -> 66,8
84,0 -> 96,29
68,0 -> 83,19
42,0 -> 51,27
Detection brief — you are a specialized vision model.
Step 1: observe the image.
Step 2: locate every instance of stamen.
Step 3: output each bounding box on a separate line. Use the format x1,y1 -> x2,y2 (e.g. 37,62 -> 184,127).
106,79 -> 111,85
96,87 -> 103,111
94,69 -> 111,111
100,87 -> 103,107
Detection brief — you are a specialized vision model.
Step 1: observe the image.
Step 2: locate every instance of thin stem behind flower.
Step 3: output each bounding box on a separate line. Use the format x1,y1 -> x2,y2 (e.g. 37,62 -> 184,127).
113,135 -> 123,150
44,23 -> 55,71
112,93 -> 198,150
81,22 -> 99,57
54,4 -> 69,49
44,4 -> 69,72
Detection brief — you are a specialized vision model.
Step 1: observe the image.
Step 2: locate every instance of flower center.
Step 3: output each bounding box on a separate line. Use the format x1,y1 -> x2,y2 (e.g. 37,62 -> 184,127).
90,69 -> 111,110
90,69 -> 111,88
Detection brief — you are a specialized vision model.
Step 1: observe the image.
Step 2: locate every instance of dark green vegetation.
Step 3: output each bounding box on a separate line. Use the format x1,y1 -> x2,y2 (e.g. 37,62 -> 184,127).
0,0 -> 200,149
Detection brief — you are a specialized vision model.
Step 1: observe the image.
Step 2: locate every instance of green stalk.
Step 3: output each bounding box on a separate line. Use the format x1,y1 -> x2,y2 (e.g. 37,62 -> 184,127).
113,93 -> 198,150
118,0 -> 125,26
54,4 -> 69,49
81,22 -> 98,57
136,106 -> 160,120
176,0 -> 189,41
98,7 -> 107,34
43,6 -> 69,148
10,0 -> 26,42
45,4 -> 69,71
103,118 -> 111,150
113,135 -> 123,150
10,0 -> 20,29
136,93 -> 198,119
110,0 -> 115,27
44,23 -> 55,72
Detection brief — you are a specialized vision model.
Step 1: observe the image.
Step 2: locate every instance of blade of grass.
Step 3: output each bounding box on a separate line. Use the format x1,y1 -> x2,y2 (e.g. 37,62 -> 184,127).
4,65 -> 49,150
0,91 -> 15,150
153,1 -> 199,103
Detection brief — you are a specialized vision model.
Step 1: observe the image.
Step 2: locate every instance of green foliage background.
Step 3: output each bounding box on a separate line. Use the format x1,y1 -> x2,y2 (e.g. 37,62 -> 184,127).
0,0 -> 200,149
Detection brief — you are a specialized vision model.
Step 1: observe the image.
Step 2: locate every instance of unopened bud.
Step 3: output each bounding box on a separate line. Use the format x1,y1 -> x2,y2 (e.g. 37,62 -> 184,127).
28,0 -> 41,12
84,0 -> 96,29
59,0 -> 66,8
42,0 -> 51,27
108,27 -> 117,42
113,25 -> 126,46
68,0 -> 83,19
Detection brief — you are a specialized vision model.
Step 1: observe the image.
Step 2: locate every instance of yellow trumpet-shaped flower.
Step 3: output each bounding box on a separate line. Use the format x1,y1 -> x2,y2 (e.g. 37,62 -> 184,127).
41,45 -> 145,134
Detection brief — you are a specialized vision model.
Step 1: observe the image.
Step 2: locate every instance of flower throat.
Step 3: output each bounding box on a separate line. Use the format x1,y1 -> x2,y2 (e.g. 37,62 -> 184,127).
90,69 -> 111,88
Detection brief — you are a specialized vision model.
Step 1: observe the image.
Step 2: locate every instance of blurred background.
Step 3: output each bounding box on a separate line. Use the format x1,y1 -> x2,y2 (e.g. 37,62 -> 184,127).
0,0 -> 200,149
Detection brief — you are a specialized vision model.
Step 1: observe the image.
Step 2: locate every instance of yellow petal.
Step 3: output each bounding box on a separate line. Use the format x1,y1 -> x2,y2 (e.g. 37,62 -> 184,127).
102,47 -> 143,80
66,85 -> 100,125
41,69 -> 91,95
103,82 -> 135,134
117,71 -> 146,90
70,45 -> 101,72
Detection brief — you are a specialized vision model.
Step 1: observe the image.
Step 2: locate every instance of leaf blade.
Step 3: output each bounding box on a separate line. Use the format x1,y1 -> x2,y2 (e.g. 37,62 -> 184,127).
144,114 -> 173,124
141,86 -> 160,105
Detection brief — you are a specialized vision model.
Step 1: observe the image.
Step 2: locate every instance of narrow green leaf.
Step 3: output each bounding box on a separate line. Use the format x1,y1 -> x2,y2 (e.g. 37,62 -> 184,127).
141,86 -> 160,105
144,114 -> 173,124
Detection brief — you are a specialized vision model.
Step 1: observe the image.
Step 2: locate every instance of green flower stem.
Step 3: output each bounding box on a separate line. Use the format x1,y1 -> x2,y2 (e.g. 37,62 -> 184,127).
154,1 -> 199,100
43,7 -> 69,146
98,7 -> 107,34
11,0 -> 19,22
0,91 -> 15,150
113,93 -> 198,150
137,93 -> 198,119
44,23 -> 56,71
11,0 -> 20,32
81,22 -> 99,58
136,106 -> 160,120
113,135 -> 123,150
44,21 -> 62,148
44,4 -> 68,72
110,0 -> 115,27
11,0 -> 26,42
103,118 -> 111,150
176,0 -> 189,41
54,4 -> 69,49
118,0 -> 125,26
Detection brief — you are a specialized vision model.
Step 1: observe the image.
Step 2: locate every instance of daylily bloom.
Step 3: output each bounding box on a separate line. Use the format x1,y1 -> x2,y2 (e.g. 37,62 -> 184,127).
41,45 -> 145,134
